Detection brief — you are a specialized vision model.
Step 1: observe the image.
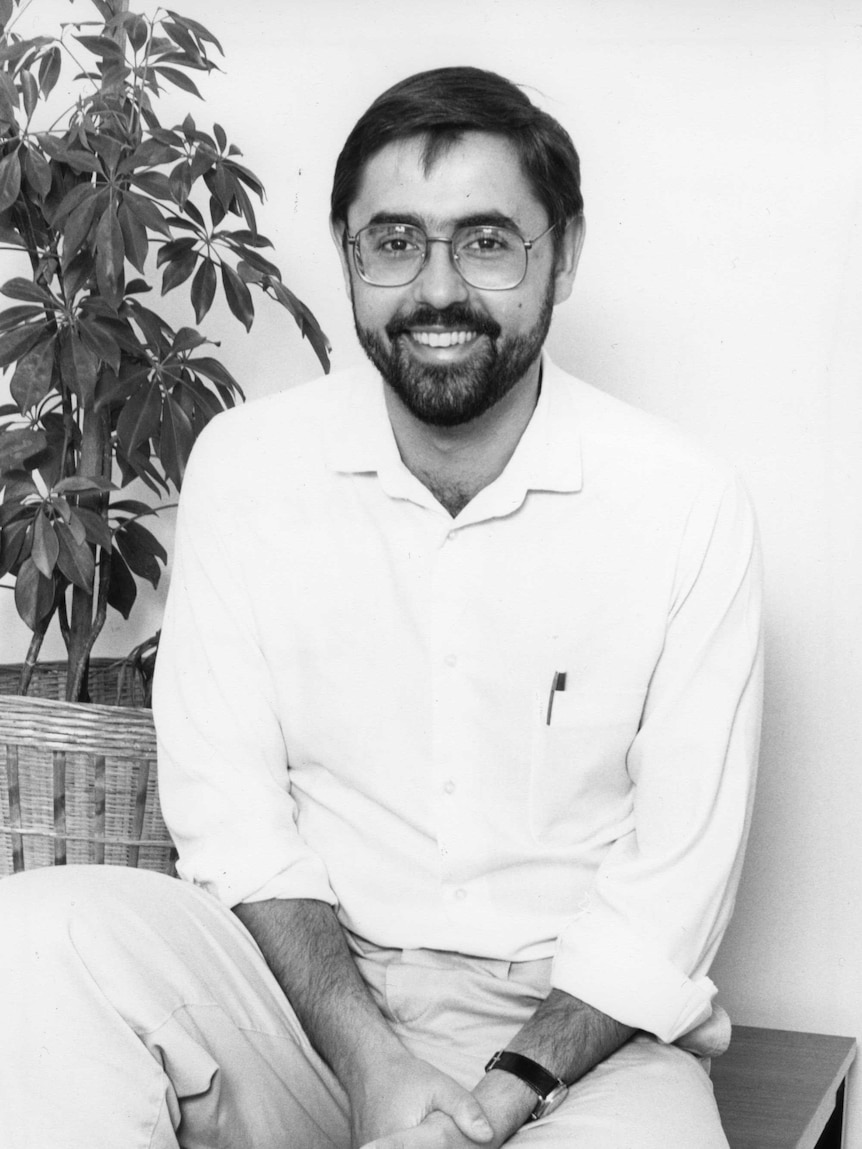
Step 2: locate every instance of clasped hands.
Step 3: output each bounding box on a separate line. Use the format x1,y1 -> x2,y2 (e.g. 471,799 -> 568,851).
349,1048 -> 534,1149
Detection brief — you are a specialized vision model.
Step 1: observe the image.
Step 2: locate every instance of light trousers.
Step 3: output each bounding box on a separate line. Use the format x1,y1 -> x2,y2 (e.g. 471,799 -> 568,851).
0,866 -> 729,1149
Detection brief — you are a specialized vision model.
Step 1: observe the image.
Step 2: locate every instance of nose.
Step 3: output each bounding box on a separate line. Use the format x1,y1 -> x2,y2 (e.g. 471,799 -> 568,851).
412,238 -> 470,309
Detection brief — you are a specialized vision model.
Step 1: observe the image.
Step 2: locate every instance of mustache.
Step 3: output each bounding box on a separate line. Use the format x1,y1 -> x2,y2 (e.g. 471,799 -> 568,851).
385,306 -> 501,341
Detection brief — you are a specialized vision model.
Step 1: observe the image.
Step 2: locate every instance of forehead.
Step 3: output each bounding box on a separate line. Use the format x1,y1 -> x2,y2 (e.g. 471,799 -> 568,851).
349,131 -> 546,231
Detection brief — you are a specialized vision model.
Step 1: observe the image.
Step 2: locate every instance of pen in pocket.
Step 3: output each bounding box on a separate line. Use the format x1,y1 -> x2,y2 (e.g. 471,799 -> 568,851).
546,670 -> 567,725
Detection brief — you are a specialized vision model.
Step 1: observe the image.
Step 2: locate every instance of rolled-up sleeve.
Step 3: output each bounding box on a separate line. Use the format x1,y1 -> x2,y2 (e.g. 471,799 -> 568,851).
550,473 -> 764,1043
152,419 -> 337,910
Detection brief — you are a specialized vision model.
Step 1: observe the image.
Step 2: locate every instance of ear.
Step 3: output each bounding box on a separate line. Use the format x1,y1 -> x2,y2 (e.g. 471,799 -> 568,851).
552,215 -> 586,305
330,216 -> 353,298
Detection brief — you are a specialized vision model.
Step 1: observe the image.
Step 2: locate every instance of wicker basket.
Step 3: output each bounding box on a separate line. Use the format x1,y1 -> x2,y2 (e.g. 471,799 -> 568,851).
0,662 -> 176,877
0,658 -> 149,707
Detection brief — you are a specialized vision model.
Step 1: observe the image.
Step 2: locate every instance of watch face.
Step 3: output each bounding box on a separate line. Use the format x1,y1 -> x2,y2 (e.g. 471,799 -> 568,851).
533,1082 -> 568,1121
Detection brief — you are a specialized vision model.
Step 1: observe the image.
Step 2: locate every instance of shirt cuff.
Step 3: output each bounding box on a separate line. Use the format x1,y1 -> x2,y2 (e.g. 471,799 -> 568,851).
551,909 -> 718,1044
176,840 -> 338,910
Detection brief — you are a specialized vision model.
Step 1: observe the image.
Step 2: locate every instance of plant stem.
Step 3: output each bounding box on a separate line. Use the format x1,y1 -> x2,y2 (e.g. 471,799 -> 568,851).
67,550 -> 110,703
57,596 -> 70,649
66,404 -> 107,700
19,603 -> 57,695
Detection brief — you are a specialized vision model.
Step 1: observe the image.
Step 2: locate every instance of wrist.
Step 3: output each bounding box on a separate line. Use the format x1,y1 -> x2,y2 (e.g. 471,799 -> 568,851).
473,1068 -> 538,1142
484,1050 -> 568,1122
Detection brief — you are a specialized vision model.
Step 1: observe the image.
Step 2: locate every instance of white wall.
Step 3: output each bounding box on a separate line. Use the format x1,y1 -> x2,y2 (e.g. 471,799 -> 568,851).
3,0 -> 861,1139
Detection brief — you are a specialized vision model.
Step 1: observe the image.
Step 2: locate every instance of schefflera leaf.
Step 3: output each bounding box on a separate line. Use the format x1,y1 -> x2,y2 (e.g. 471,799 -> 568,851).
14,557 -> 55,630
114,518 -> 167,589
190,258 -> 216,322
31,508 -> 59,578
55,520 -> 96,590
94,205 -> 125,309
10,337 -> 55,413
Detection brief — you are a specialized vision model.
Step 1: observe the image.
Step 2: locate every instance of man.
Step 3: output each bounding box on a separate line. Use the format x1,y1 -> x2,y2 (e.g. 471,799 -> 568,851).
0,67 -> 762,1148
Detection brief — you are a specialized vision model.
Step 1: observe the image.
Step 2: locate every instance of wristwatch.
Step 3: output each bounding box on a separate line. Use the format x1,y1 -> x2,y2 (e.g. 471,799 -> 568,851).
484,1050 -> 568,1121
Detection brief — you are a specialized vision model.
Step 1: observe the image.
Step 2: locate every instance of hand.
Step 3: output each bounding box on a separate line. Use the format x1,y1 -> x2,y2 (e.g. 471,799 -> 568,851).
348,1051 -> 494,1149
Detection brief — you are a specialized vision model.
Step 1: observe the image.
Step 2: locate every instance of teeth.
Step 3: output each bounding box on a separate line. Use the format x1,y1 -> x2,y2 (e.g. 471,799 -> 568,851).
411,330 -> 477,348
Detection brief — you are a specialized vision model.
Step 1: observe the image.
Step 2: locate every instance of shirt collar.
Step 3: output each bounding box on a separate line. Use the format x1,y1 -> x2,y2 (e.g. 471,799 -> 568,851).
323,355 -> 584,508
323,361 -> 401,475
498,356 -> 584,495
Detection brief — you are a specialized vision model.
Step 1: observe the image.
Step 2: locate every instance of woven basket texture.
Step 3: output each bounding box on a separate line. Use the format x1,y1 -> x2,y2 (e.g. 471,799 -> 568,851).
0,658 -> 148,707
0,662 -> 176,877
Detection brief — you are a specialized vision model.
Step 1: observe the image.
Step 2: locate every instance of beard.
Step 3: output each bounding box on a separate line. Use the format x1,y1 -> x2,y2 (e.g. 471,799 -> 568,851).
352,281 -> 555,428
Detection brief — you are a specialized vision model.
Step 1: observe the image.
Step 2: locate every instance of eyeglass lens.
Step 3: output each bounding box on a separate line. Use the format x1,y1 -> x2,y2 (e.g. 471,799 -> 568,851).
355,224 -> 529,289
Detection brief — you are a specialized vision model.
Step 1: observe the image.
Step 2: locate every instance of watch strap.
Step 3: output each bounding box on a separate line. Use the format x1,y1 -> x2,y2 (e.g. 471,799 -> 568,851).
484,1049 -> 563,1100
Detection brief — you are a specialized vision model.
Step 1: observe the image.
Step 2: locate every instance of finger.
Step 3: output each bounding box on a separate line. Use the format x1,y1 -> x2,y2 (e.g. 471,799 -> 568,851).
430,1084 -> 494,1143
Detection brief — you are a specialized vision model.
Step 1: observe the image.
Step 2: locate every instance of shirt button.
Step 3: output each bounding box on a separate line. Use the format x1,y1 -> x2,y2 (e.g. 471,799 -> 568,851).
443,780 -> 455,795
444,654 -> 457,668
454,888 -> 467,901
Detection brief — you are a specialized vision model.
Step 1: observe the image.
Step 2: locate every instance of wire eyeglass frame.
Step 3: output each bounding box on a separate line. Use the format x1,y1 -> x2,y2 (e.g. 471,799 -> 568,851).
346,221 -> 557,291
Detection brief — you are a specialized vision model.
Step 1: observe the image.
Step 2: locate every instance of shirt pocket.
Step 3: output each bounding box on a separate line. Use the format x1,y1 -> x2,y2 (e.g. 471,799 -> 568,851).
529,689 -> 645,843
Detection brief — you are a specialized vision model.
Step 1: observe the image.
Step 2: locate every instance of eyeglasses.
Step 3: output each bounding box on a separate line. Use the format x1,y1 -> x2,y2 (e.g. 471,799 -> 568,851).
346,222 -> 556,291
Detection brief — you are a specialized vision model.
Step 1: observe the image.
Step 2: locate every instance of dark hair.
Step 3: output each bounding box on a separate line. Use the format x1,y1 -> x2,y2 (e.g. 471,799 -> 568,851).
330,66 -> 583,233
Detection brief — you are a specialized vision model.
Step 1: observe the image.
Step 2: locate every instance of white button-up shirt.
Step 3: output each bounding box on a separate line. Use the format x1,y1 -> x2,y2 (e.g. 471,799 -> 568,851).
154,358 -> 763,1045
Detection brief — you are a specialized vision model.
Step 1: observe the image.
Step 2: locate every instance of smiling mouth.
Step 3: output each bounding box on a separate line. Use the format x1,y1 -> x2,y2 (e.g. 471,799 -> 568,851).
387,308 -> 500,349
409,330 -> 479,348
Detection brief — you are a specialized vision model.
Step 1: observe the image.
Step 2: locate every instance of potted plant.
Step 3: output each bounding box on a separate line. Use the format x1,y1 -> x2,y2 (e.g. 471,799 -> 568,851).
0,0 -> 329,874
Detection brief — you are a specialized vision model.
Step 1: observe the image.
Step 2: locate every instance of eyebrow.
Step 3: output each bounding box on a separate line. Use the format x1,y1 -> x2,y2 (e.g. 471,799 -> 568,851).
365,210 -> 524,233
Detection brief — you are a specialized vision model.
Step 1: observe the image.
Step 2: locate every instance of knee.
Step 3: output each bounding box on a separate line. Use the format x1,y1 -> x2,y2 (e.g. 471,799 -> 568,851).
0,865 -> 181,962
0,866 -> 87,939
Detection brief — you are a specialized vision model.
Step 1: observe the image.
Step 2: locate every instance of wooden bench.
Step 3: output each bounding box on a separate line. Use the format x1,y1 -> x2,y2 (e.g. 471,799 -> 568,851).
712,1026 -> 856,1149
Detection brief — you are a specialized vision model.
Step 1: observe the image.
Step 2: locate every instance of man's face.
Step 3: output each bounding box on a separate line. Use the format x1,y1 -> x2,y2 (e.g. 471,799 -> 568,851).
333,132 -> 580,427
